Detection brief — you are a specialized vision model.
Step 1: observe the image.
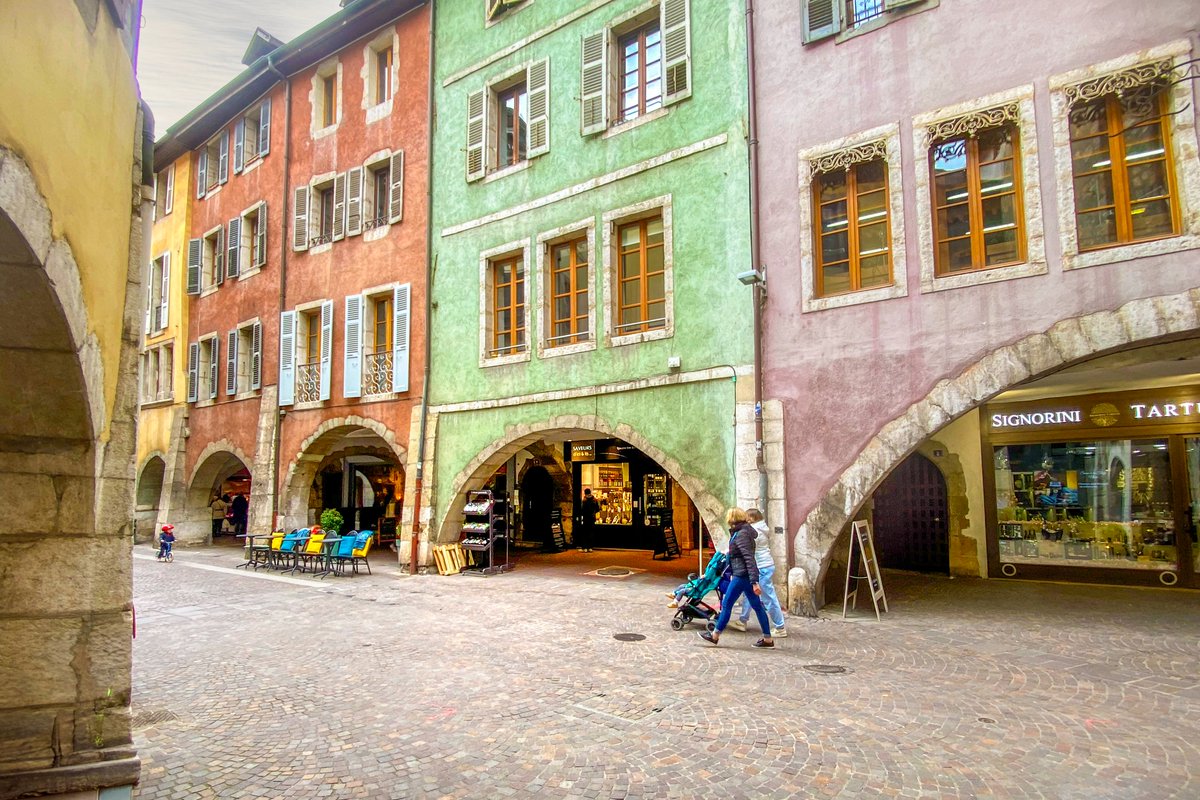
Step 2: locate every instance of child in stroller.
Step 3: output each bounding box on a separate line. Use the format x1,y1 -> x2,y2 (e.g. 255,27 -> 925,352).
668,551 -> 730,631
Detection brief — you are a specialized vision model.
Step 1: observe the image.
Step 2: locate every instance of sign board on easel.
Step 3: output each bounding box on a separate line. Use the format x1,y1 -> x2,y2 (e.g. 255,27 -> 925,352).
843,519 -> 889,620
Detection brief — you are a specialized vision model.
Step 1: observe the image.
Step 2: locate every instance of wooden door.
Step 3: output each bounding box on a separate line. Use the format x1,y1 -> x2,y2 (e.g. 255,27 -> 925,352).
871,453 -> 949,574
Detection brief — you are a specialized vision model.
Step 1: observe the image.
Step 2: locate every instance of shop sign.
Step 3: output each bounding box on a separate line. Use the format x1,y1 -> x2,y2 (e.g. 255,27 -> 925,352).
987,385 -> 1200,434
570,441 -> 595,461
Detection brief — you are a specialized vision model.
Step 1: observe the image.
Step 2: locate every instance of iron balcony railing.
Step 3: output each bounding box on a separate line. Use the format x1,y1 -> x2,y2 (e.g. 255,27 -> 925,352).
296,361 -> 321,403
364,351 -> 393,395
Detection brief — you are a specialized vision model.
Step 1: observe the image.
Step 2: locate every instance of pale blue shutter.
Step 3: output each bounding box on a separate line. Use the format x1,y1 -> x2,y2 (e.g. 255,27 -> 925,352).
388,151 -> 405,224
208,336 -> 219,400
196,150 -> 207,198
392,283 -> 410,393
319,300 -> 333,401
250,321 -> 262,390
186,342 -> 199,402
218,130 -> 229,184
803,0 -> 841,43
214,226 -> 225,286
344,294 -> 362,398
158,253 -> 170,328
292,186 -> 309,252
332,172 -> 347,241
278,311 -> 296,405
346,167 -> 363,236
255,203 -> 268,267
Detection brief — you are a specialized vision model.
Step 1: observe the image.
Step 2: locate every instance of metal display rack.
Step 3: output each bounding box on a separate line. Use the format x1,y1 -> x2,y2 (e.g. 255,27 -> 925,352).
460,489 -> 512,575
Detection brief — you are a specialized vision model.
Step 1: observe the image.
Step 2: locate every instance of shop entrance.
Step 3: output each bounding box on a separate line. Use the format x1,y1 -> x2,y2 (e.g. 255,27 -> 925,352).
872,453 -> 949,574
312,454 -> 404,547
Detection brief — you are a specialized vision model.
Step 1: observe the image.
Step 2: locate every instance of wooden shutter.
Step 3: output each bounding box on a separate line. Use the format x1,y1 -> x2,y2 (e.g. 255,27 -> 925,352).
255,202 -> 268,267
527,59 -> 550,158
226,217 -> 241,278
186,238 -> 202,294
208,337 -> 219,400
292,185 -> 310,251
278,310 -> 296,405
803,0 -> 841,43
258,96 -> 271,156
392,283 -> 410,393
343,294 -> 362,398
214,227 -> 225,286
234,118 -> 245,173
218,130 -> 229,184
580,31 -> 608,135
158,253 -> 170,328
195,150 -> 207,198
250,321 -> 262,390
164,164 -> 174,214
226,330 -> 238,395
318,300 -> 333,402
466,89 -> 486,182
332,172 -> 347,241
661,0 -> 691,105
388,151 -> 405,224
186,342 -> 199,402
346,167 -> 363,236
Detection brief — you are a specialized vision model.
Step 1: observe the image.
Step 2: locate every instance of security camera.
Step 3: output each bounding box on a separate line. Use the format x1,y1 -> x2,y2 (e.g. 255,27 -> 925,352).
737,269 -> 764,286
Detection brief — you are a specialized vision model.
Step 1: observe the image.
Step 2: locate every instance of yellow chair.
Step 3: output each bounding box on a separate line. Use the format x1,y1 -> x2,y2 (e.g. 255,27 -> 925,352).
351,530 -> 374,575
295,530 -> 326,573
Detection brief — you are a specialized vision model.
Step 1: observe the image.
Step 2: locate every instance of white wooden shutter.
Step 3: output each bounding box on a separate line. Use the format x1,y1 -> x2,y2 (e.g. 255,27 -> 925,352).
208,337 -> 219,400
803,0 -> 841,43
250,321 -> 262,390
196,150 -> 207,198
234,118 -> 245,173
186,238 -> 202,294
332,172 -> 347,241
214,227 -> 225,286
159,253 -> 170,328
186,342 -> 199,402
388,151 -> 405,224
278,310 -> 296,405
226,217 -> 241,278
661,0 -> 691,105
144,271 -> 151,334
343,294 -> 362,398
466,89 -> 486,182
392,283 -> 410,394
259,96 -> 271,156
580,31 -> 608,135
164,164 -> 174,214
527,59 -> 550,158
218,130 -> 229,184
226,330 -> 238,395
255,202 -> 268,267
319,300 -> 333,402
292,186 -> 310,251
346,167 -> 363,236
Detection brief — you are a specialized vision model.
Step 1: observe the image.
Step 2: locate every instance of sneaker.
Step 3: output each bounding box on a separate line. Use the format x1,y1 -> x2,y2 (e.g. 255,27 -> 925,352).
665,593 -> 676,600
697,631 -> 719,645
771,628 -> 788,638
752,638 -> 775,648
728,620 -> 747,632
667,601 -> 679,609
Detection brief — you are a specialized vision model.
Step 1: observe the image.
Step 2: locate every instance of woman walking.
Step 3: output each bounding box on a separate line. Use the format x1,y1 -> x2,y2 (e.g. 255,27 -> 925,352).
698,507 -> 775,649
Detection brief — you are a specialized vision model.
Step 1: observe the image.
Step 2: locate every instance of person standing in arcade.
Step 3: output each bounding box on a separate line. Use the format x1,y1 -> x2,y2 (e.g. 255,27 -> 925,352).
578,488 -> 600,553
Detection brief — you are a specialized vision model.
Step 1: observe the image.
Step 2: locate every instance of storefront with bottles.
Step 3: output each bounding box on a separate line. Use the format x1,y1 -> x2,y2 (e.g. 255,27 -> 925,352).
984,386 -> 1199,587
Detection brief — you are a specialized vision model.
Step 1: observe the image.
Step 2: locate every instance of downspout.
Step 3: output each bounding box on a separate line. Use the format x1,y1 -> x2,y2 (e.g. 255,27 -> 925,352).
267,53 -> 292,531
410,1 -> 436,575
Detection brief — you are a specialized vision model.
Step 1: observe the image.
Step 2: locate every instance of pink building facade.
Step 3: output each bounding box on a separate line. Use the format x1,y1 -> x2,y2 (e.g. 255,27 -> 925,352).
753,0 -> 1200,611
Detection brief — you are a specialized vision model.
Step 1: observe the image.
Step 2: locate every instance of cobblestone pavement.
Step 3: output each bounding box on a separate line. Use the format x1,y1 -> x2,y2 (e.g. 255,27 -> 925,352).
130,544 -> 1200,799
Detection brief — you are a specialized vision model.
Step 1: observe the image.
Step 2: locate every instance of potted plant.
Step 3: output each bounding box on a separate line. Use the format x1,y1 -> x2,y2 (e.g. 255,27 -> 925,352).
320,508 -> 344,535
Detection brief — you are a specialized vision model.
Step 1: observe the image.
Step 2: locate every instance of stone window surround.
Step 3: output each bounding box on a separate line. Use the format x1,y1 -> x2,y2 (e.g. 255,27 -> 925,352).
140,341 -> 174,406
307,171 -> 338,255
231,317 -> 261,401
535,216 -> 598,359
1049,39 -> 1200,272
479,237 -> 533,368
596,1 -> 671,135
602,194 -> 674,347
195,332 -> 219,407
797,122 -> 907,313
237,200 -> 267,281
199,222 -> 223,297
360,279 -> 403,401
291,299 -> 329,411
310,58 -> 343,140
476,60 -> 536,181
361,28 -> 400,124
363,148 -> 396,242
912,83 -> 1047,294
147,250 -> 170,333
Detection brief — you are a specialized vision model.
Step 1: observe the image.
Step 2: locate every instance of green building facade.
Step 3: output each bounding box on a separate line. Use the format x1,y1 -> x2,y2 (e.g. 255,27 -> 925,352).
421,0 -> 758,557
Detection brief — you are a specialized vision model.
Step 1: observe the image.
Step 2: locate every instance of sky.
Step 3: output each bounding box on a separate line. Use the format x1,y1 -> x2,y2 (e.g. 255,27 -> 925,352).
138,0 -> 338,134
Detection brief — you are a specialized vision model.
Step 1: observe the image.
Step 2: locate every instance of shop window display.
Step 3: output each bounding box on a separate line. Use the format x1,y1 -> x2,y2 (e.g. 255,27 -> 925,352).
580,463 -> 632,526
994,439 -> 1175,569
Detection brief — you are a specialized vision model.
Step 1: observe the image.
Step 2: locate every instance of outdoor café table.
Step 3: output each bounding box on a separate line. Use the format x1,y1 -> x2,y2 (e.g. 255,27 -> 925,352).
313,536 -> 344,579
235,534 -> 265,570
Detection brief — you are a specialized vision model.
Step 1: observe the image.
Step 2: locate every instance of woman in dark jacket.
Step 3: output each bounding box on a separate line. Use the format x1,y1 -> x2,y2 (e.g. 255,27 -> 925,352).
698,507 -> 775,648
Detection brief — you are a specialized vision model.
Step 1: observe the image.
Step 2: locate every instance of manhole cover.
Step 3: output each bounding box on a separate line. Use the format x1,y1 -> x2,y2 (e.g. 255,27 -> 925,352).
613,633 -> 646,642
978,717 -> 997,724
802,664 -> 849,674
596,567 -> 633,576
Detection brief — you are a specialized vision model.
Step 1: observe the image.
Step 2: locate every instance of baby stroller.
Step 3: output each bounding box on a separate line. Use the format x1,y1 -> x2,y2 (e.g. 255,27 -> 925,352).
669,551 -> 729,631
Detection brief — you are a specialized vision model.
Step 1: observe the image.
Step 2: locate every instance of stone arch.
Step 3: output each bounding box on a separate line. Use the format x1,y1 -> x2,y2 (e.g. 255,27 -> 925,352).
279,416 -> 407,532
791,289 -> 1200,615
184,440 -> 253,544
434,413 -> 728,545
135,453 -> 167,543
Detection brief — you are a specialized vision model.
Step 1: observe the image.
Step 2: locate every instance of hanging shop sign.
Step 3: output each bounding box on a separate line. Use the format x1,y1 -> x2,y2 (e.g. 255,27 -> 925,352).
986,385 -> 1200,435
570,441 -> 596,461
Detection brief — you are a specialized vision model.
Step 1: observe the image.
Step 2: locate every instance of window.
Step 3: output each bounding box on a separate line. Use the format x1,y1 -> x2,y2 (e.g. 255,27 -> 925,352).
370,164 -> 390,228
278,306 -> 332,406
297,308 -> 323,404
154,165 -> 174,219
145,253 -> 170,333
845,0 -> 885,28
1068,83 -> 1179,251
140,343 -> 173,405
616,216 -> 666,335
486,0 -> 527,22
238,202 -> 267,272
309,178 -> 337,247
187,336 -> 219,403
234,98 -> 271,173
322,75 -> 338,127
490,255 -> 526,358
200,226 -> 225,291
345,286 -> 410,397
312,61 -> 341,134
225,322 -> 262,397
375,46 -> 393,105
580,1 -> 690,136
466,63 -> 547,181
367,293 -> 393,394
813,159 -> 891,296
802,0 -> 928,43
195,130 -> 229,198
930,124 -> 1024,275
548,236 -> 590,346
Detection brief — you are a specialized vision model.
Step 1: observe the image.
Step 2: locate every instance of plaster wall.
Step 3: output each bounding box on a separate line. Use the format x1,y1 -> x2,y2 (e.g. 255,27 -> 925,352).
934,408 -> 988,576
752,0 -> 1200,561
144,153 -> 193,401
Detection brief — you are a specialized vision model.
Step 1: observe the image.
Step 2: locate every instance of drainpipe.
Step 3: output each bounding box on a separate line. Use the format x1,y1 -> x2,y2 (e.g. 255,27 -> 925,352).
410,2 -> 436,575
267,53 -> 292,531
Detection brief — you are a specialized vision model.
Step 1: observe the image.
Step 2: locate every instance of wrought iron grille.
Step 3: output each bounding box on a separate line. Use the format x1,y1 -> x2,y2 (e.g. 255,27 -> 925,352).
296,362 -> 321,403
364,351 -> 393,395
847,0 -> 884,28
363,216 -> 388,231
309,233 -> 333,247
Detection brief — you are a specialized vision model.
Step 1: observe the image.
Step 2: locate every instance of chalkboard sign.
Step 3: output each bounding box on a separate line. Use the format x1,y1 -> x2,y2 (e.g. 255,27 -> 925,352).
550,522 -> 566,551
654,525 -> 681,560
843,520 -> 889,620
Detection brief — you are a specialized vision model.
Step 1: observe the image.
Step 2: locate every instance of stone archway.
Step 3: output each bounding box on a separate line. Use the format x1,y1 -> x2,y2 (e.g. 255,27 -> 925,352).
790,289 -> 1200,615
185,441 -> 253,544
279,416 -> 407,533
135,453 -> 167,543
433,413 -> 728,547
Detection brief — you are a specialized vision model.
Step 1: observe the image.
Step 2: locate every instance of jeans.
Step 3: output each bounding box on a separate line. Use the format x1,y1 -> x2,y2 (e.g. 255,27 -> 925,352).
738,564 -> 785,629
715,575 -> 771,635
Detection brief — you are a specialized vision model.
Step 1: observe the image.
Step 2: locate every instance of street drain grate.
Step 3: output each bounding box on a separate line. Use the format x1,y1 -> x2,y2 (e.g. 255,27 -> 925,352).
613,633 -> 646,642
131,708 -> 180,729
802,664 -> 849,675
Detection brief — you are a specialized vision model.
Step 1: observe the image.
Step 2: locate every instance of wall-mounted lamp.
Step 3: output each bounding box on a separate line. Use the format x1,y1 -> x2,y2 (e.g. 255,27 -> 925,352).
736,268 -> 764,286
